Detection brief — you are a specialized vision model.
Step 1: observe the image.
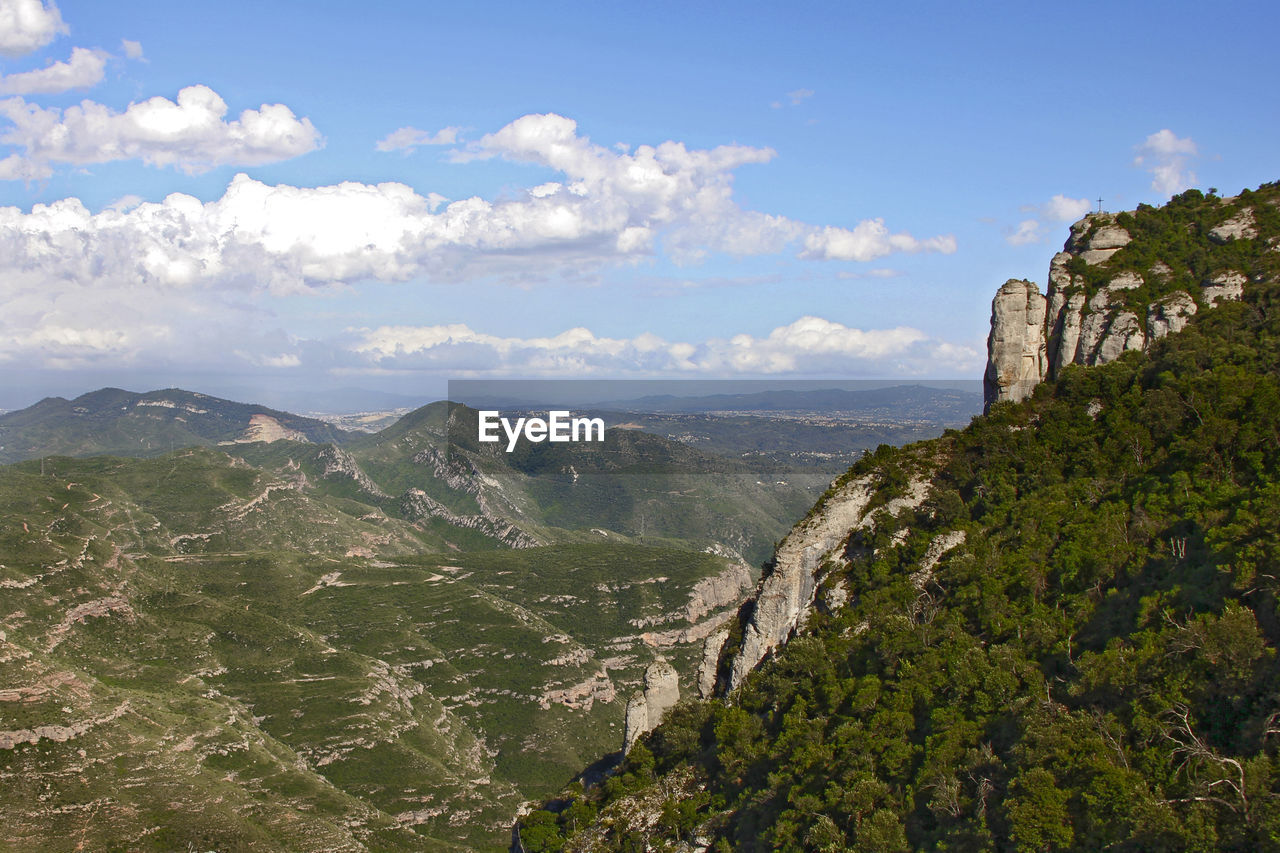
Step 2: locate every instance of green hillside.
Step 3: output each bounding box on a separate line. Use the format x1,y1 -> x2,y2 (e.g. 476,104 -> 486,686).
0,387 -> 350,464
521,185 -> 1280,851
0,445 -> 767,849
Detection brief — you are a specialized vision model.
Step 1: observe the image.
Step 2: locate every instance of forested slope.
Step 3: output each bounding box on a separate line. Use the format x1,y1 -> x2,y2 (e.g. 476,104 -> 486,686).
521,185 -> 1280,851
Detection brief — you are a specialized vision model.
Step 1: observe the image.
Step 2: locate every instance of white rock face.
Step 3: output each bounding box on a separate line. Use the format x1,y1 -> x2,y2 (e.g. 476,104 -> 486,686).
1090,225 -> 1132,250
1108,271 -> 1144,290
1092,311 -> 1144,365
696,629 -> 729,699
1005,208 -> 1241,398
1209,208 -> 1257,243
623,660 -> 680,752
1066,216 -> 1132,265
1202,270 -> 1246,307
1147,291 -> 1198,342
983,279 -> 1048,408
683,562 -> 753,623
725,476 -> 929,692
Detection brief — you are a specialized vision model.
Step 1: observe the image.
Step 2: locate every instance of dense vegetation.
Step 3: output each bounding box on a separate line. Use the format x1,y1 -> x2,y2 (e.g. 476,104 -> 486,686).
523,185 -> 1280,851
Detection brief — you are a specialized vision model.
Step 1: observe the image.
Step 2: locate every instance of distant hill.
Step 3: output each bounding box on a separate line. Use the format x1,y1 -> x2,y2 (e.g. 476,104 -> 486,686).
0,387 -> 351,464
602,383 -> 981,421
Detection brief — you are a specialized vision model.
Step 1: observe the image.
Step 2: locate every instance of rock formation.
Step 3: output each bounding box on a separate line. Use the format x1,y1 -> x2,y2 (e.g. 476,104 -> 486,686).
1203,270 -> 1247,307
722,474 -> 930,693
1147,291 -> 1197,341
623,660 -> 679,752
399,488 -> 538,548
1209,208 -> 1256,243
985,208 -> 1247,409
983,279 -> 1048,408
696,629 -> 729,699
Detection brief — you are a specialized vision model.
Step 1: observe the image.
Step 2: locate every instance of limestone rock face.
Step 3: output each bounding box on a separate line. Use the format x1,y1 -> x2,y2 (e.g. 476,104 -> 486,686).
983,279 -> 1048,409
1203,270 -> 1247,307
1066,215 -> 1132,265
1082,223 -> 1132,265
994,208 -> 1242,403
623,661 -> 679,752
1108,271 -> 1144,290
724,475 -> 929,693
1092,311 -> 1145,365
1210,208 -> 1257,243
696,629 -> 729,699
1148,291 -> 1198,342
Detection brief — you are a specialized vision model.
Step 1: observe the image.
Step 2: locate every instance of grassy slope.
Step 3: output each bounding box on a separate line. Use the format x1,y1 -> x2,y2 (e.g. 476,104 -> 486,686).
0,449 -> 751,850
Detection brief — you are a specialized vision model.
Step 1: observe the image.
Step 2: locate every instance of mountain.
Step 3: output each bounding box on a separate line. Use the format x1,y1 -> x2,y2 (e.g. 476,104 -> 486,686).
0,395 -> 839,849
0,387 -> 351,464
519,182 -> 1280,851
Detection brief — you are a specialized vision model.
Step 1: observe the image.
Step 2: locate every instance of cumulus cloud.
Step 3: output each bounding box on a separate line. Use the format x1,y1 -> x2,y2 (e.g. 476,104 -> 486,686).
120,38 -> 143,60
0,113 -> 955,296
1134,129 -> 1197,196
1005,218 -> 1041,246
0,84 -> 322,176
802,220 -> 957,261
0,0 -> 66,58
1006,194 -> 1092,245
0,45 -> 106,94
376,125 -> 461,152
1042,194 -> 1091,222
349,316 -> 978,377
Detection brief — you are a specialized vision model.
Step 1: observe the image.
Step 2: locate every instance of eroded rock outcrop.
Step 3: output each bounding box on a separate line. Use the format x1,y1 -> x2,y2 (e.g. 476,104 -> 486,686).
318,445 -> 389,498
399,488 -> 538,549
983,279 -> 1048,408
623,660 -> 679,752
696,629 -> 729,700
986,204 -> 1259,408
1147,291 -> 1198,341
1203,270 -> 1247,307
1210,208 -> 1256,243
723,474 -> 930,693
683,562 -> 754,623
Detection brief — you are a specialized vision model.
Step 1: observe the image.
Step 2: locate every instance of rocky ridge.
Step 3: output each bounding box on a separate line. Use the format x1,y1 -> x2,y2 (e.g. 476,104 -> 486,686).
716,465 -> 934,696
985,191 -> 1277,408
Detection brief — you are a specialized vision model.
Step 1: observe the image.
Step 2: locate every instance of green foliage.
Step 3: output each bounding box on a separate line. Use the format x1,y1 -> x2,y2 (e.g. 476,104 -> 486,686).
534,183 -> 1280,852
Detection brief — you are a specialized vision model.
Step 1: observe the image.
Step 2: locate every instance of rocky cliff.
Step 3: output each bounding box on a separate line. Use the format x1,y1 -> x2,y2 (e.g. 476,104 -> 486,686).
982,279 -> 1047,406
984,193 -> 1270,409
622,660 -> 679,753
716,457 -> 935,695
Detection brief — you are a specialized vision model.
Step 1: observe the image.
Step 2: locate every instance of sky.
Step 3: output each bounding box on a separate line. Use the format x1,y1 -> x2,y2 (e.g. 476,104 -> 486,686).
0,0 -> 1276,411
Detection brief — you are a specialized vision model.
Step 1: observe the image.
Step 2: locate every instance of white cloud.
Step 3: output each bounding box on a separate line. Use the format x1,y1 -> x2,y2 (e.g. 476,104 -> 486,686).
0,0 -> 66,58
120,38 -> 143,60
349,316 -> 979,377
837,268 -> 902,280
1005,195 -> 1091,246
801,220 -> 956,261
0,84 -> 323,176
0,113 -> 953,298
1134,129 -> 1198,196
375,125 -> 461,152
0,46 -> 106,94
0,149 -> 48,179
1042,194 -> 1091,222
1005,218 -> 1042,246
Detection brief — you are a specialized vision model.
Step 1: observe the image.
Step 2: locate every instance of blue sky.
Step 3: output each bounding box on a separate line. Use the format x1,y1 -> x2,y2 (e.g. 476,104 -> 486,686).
0,0 -> 1276,410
